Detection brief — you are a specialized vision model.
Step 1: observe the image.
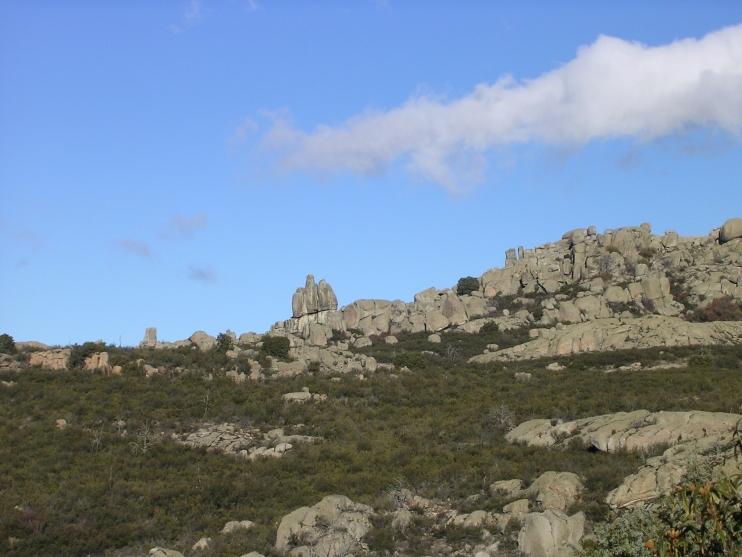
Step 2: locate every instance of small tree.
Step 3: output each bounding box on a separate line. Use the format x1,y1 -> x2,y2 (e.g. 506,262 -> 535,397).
216,332 -> 234,352
261,335 -> 290,359
456,276 -> 480,296
0,333 -> 16,354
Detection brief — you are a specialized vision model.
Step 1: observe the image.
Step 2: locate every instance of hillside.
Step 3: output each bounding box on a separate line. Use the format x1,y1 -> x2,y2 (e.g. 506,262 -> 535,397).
1,218 -> 741,557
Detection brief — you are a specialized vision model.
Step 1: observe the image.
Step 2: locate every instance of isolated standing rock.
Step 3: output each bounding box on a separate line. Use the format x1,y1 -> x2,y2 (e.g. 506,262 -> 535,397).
518,510 -> 584,557
292,274 -> 338,318
141,327 -> 157,348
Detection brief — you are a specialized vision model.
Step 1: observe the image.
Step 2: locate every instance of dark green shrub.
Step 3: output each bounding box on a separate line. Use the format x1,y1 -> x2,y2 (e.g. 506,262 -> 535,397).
261,335 -> 290,359
307,361 -> 321,374
393,352 -> 428,370
216,332 -> 234,352
0,333 -> 16,354
456,276 -> 480,296
68,341 -> 106,369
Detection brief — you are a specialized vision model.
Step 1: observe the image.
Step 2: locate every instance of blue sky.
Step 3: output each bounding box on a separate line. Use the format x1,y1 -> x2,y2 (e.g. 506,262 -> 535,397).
1,1 -> 741,346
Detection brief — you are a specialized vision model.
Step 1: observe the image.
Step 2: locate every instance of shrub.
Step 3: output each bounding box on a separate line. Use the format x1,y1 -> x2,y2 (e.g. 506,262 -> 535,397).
0,333 -> 16,354
68,341 -> 106,369
649,475 -> 742,556
583,475 -> 742,557
393,352 -> 428,370
581,507 -> 657,556
261,335 -> 290,359
456,276 -> 480,296
692,296 -> 742,322
216,332 -> 234,352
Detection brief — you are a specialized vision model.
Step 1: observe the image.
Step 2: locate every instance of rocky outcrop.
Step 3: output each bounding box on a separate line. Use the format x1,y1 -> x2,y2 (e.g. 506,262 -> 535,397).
506,411 -> 742,510
606,429 -> 742,508
28,349 -> 70,370
470,315 -> 742,362
518,510 -> 585,557
84,352 -> 111,373
719,217 -> 742,243
506,410 -> 742,452
173,423 -> 320,461
292,274 -> 338,318
282,387 -> 327,403
275,495 -> 373,557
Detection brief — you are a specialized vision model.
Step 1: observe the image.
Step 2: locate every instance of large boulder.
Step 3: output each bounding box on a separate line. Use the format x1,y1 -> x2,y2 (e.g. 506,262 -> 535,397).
518,510 -> 584,557
719,217 -> 742,243
83,352 -> 111,373
292,274 -> 338,318
275,495 -> 373,557
28,349 -> 71,370
527,472 -> 583,512
190,331 -> 216,351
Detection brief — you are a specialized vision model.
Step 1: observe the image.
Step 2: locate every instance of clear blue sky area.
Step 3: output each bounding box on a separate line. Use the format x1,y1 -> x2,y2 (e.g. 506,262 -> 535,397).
1,1 -> 741,346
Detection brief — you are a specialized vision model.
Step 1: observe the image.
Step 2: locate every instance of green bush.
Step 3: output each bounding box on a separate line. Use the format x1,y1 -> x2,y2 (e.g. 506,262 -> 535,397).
393,352 -> 428,370
456,276 -> 480,296
649,475 -> 742,556
261,335 -> 290,359
68,341 -> 106,369
581,507 -> 657,556
216,332 -> 234,352
583,475 -> 742,557
0,333 -> 16,354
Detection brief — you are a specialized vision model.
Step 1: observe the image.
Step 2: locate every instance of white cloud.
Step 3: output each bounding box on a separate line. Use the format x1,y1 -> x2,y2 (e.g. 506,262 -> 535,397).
260,24 -> 742,190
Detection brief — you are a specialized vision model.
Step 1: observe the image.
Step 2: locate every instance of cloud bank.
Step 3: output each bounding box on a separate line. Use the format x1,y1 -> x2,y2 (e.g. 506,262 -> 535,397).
261,24 -> 742,189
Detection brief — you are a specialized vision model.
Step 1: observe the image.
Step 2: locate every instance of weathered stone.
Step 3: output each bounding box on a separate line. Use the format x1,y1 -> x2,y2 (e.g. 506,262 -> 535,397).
506,410 -> 741,453
222,520 -> 255,534
190,331 -> 216,351
470,316 -> 742,363
141,327 -> 157,348
149,549 -> 184,557
527,472 -> 583,511
518,510 -> 584,557
719,217 -> 742,243
293,274 -> 338,318
84,352 -> 111,373
427,333 -> 442,344
489,479 -> 524,498
275,495 -> 373,557
192,537 -> 211,551
29,349 -> 70,370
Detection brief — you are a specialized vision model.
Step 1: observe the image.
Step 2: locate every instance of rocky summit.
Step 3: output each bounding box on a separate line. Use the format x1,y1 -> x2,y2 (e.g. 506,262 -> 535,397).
2,217 -> 741,557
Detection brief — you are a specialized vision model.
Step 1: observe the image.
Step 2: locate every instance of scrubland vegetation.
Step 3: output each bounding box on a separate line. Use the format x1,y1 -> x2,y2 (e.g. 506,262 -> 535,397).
1,330 -> 741,556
